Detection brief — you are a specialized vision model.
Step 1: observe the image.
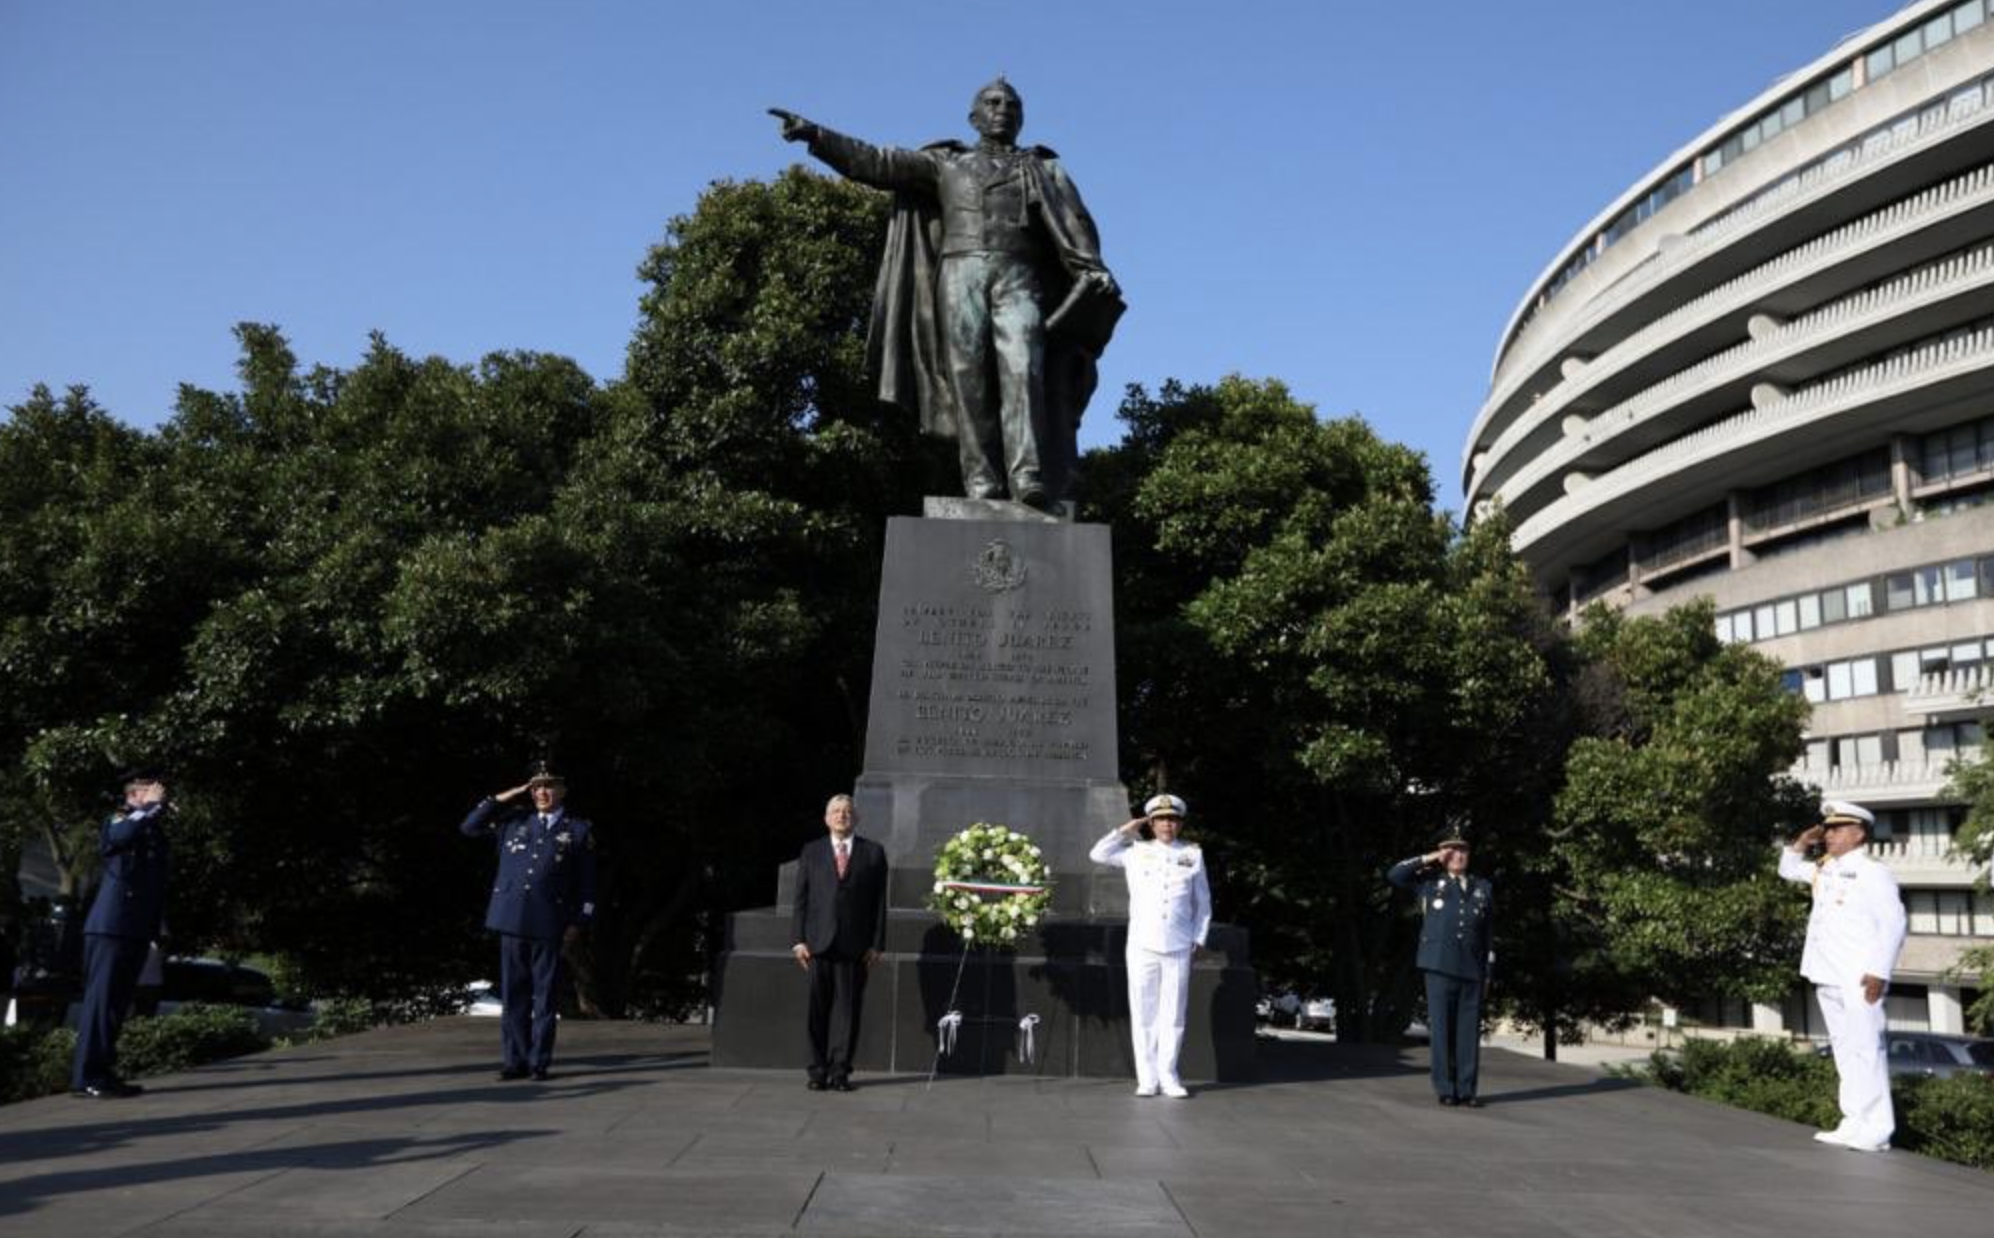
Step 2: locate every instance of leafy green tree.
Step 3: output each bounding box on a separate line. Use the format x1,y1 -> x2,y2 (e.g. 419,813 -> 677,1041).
0,384 -> 204,924
1085,377 -> 1568,1042
1541,601 -> 1817,1030
1939,753 -> 1994,1034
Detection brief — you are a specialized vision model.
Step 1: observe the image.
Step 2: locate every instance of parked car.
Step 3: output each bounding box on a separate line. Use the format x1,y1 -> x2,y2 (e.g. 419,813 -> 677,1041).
1884,1032 -> 1994,1078
460,981 -> 503,1018
1815,1031 -> 1994,1078
1296,996 -> 1336,1033
42,956 -> 317,1038
1255,990 -> 1301,1026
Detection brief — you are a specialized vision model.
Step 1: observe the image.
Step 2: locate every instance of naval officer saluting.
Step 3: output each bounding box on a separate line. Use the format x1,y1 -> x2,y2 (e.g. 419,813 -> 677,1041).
1387,832 -> 1494,1107
460,762 -> 598,1081
1780,799 -> 1907,1152
1091,794 -> 1211,1098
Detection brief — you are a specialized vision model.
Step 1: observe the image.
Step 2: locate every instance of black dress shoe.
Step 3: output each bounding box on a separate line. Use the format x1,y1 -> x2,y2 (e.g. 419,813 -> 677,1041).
1461,1096 -> 1484,1108
830,1078 -> 855,1092
530,1068 -> 551,1081
806,1078 -> 827,1091
72,1081 -> 141,1099
1437,1095 -> 1459,1106
498,1067 -> 529,1081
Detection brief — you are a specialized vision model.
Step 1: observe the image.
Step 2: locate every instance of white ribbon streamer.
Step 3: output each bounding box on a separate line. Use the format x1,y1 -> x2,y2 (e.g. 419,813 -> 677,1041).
1016,1013 -> 1041,1064
937,1010 -> 963,1056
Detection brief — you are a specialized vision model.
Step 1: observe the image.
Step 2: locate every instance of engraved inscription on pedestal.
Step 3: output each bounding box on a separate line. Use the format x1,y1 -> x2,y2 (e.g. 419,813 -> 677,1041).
863,519 -> 1118,785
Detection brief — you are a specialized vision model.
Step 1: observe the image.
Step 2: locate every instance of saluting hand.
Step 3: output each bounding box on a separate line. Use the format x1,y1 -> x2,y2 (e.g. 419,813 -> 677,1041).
493,782 -> 533,803
1118,816 -> 1150,838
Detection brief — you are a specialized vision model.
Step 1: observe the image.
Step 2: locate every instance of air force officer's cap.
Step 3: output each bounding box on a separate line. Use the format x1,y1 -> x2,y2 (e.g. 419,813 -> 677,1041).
1820,800 -> 1875,829
1143,794 -> 1187,819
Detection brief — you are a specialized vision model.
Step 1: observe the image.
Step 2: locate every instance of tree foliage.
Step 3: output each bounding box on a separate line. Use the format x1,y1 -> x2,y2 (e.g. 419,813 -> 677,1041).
2,169 -> 1820,1042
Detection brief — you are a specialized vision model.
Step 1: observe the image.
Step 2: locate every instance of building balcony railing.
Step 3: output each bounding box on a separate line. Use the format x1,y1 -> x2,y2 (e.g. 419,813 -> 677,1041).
1801,759 -> 1953,802
1512,320 -> 1994,561
1868,836 -> 1986,886
1908,664 -> 1994,721
1492,234 -> 1994,512
1475,93 -> 1994,482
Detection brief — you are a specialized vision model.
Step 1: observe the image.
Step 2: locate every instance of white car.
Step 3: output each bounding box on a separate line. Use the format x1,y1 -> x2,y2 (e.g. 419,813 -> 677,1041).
460,981 -> 504,1017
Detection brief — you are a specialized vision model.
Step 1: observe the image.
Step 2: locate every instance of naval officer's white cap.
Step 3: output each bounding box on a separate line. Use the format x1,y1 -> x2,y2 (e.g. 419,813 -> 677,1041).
1820,800 -> 1875,828
1143,794 -> 1187,819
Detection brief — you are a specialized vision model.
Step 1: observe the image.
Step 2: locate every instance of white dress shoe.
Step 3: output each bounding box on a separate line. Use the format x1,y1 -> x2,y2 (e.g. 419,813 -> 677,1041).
1134,1084 -> 1158,1097
1161,1082 -> 1189,1099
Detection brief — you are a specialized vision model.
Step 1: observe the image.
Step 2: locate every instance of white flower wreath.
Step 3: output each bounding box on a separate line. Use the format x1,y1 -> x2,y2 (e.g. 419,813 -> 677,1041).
927,822 -> 1052,946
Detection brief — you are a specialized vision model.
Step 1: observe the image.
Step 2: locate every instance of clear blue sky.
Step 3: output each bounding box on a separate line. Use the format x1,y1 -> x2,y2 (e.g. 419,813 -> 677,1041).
1,0 -> 1906,510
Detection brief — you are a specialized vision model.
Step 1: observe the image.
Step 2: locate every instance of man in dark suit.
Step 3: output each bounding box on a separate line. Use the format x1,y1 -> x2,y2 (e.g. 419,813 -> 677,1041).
790,793 -> 888,1091
1387,833 -> 1494,1107
71,770 -> 172,1098
460,762 -> 598,1081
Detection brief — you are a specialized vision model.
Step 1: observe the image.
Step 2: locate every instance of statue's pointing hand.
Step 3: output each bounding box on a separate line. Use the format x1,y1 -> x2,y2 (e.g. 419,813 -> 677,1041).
768,108 -> 815,143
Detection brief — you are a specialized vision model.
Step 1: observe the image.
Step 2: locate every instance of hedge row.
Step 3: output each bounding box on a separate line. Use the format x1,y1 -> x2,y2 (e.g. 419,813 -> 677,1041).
0,997 -> 381,1106
1625,1036 -> 1994,1170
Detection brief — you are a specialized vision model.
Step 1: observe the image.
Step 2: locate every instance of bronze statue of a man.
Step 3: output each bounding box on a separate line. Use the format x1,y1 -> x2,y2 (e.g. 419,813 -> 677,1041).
772,79 -> 1123,510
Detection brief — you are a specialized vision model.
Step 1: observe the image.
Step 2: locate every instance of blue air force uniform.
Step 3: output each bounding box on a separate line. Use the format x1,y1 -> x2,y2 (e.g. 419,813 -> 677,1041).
72,800 -> 171,1093
1387,853 -> 1494,1103
461,796 -> 597,1076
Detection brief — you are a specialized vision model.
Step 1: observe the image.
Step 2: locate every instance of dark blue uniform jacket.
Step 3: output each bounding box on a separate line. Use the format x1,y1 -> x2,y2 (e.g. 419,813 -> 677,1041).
1387,858 -> 1493,982
460,800 -> 598,941
82,805 -> 170,939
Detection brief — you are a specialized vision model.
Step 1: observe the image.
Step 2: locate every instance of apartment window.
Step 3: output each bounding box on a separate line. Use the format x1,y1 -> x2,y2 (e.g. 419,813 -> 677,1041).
1846,581 -> 1874,619
1818,658 -> 1879,701
1927,12 -> 1956,50
1892,650 -> 1921,691
1798,593 -> 1822,629
1868,45 -> 1895,81
1805,739 -> 1831,769
1774,600 -> 1798,636
1960,1 -> 1987,36
1908,891 -> 1975,936
1885,559 -> 1979,611
1950,560 -> 1979,601
1851,734 -> 1884,765
1976,892 -> 1994,936
1888,574 -> 1915,610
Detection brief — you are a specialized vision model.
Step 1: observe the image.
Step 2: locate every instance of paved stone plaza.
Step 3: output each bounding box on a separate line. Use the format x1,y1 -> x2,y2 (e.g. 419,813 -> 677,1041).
1,1018 -> 1988,1237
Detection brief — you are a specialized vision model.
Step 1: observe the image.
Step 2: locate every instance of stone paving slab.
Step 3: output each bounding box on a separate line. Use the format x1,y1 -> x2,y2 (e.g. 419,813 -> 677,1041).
0,1017 -> 1987,1237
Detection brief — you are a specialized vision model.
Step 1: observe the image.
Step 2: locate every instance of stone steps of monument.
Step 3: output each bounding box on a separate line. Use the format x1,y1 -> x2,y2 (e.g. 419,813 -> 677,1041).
723,904 -> 1248,963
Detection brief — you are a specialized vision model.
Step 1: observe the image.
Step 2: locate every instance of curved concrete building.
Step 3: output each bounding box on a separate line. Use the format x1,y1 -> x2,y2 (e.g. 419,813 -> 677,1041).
1467,0 -> 1993,1036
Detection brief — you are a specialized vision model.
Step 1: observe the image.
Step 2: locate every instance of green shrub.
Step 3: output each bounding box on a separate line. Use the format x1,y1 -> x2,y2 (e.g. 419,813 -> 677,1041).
0,1024 -> 76,1104
1631,1035 -> 1994,1171
115,1004 -> 269,1076
1895,1073 -> 1994,1170
300,996 -> 377,1040
1673,1036 -> 1841,1128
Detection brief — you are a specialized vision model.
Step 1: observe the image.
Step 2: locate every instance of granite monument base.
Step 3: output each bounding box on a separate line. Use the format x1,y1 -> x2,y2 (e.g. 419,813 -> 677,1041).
711,506 -> 1256,1079
710,907 -> 1256,1081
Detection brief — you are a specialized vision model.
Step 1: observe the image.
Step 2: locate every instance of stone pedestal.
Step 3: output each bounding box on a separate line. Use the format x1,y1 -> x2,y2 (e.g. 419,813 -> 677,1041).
712,505 -> 1256,1079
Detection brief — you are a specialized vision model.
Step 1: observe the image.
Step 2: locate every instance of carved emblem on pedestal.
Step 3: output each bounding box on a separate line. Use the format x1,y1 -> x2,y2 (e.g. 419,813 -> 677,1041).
971,539 -> 1027,593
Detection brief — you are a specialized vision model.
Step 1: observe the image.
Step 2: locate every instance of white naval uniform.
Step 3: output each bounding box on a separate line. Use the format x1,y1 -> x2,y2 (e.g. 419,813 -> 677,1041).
1778,844 -> 1908,1146
1090,829 -> 1212,1090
